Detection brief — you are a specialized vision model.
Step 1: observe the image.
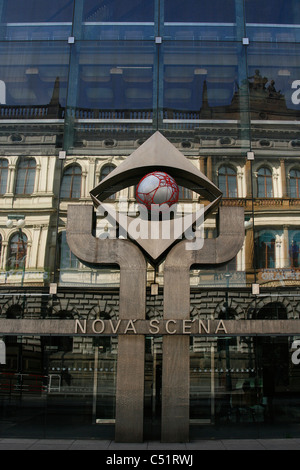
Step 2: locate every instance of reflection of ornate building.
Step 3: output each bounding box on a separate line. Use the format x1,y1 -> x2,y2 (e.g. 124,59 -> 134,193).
1,0 -> 300,443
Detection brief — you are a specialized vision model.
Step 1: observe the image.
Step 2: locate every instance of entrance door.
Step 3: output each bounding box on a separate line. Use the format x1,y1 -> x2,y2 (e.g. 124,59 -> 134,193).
144,337 -> 162,440
190,339 -> 215,425
93,337 -> 117,424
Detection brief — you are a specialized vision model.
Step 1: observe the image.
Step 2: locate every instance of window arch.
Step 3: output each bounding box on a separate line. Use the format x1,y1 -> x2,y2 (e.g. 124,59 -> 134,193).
15,158 -> 36,195
218,165 -> 237,197
0,158 -> 8,194
6,304 -> 23,319
256,302 -> 287,320
60,164 -> 82,199
257,166 -> 273,198
7,232 -> 27,270
100,164 -> 116,200
289,168 -> 300,198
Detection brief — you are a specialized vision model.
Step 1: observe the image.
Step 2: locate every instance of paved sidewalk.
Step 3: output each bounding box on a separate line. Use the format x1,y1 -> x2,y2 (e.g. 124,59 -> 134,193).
0,437 -> 300,450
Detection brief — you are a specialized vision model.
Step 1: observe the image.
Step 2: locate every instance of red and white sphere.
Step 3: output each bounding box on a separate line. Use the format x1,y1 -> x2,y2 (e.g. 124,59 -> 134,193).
136,171 -> 179,210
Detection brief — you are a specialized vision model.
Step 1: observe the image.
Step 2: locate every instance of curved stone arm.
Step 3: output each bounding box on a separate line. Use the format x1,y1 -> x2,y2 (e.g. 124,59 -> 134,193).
66,204 -> 146,320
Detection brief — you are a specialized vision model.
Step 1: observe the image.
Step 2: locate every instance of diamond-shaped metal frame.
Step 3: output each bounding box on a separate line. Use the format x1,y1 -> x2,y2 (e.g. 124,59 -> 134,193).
90,131 -> 222,262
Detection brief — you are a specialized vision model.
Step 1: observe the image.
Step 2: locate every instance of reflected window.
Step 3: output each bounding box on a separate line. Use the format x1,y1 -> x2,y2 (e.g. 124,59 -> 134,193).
255,231 -> 276,269
0,159 -> 8,194
15,158 -> 36,195
7,232 -> 27,270
178,186 -> 192,200
58,232 -> 79,270
289,169 -> 300,198
257,167 -> 273,198
289,231 -> 300,268
218,165 -> 237,198
60,164 -> 82,199
100,164 -> 116,200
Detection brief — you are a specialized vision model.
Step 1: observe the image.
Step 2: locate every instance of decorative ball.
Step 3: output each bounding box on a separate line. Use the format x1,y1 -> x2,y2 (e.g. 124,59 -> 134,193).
136,171 -> 179,210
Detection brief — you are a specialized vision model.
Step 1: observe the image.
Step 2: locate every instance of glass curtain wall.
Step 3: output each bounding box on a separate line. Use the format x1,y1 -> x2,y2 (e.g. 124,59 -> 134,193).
0,0 -> 299,290
1,0 -> 300,440
0,335 -> 117,439
190,335 -> 300,439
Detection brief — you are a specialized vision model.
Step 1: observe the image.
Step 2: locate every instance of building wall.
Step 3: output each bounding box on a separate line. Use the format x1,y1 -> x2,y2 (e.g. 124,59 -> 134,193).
1,0 -> 300,441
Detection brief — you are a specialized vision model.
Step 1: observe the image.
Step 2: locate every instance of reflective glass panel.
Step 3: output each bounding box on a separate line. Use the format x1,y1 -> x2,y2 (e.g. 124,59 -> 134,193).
0,0 -> 74,40
0,41 -> 69,115
164,0 -> 237,41
82,0 -> 155,40
70,41 -> 154,116
65,41 -> 155,147
245,0 -> 300,42
252,154 -> 300,288
247,43 -> 300,122
0,335 -> 117,439
161,41 -> 249,145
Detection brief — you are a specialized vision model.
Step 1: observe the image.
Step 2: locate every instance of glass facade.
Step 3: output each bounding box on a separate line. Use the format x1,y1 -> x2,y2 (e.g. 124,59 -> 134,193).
1,0 -> 300,441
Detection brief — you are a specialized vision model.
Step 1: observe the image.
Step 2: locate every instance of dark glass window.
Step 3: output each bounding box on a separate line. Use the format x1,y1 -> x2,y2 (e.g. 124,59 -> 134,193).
0,42 -> 69,111
1,0 -> 74,40
245,0 -> 300,26
1,0 -> 74,23
100,164 -> 116,200
178,186 -> 192,200
256,302 -> 287,320
82,0 -> 155,40
73,42 -> 154,119
247,43 -> 300,120
15,158 -> 36,195
83,0 -> 154,23
165,0 -> 235,23
58,232 -> 79,270
7,232 -> 28,270
289,169 -> 300,198
255,231 -> 276,269
164,0 -> 236,40
257,167 -> 273,198
162,42 -> 241,120
218,165 -> 237,197
0,158 -> 8,194
245,0 -> 300,42
289,231 -> 300,268
60,165 -> 82,199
